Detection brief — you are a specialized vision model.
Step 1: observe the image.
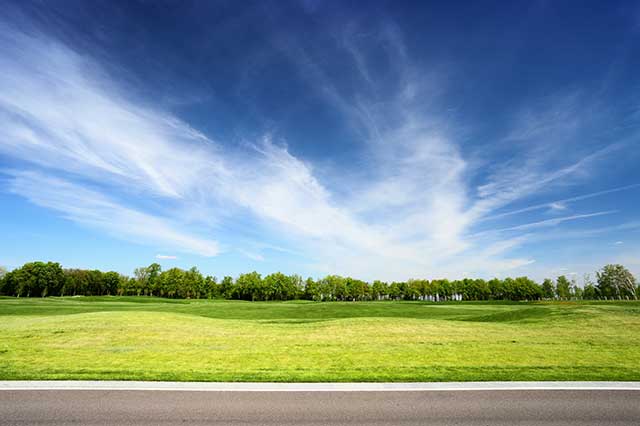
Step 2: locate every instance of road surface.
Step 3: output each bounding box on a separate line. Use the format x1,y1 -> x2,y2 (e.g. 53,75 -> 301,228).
1,388 -> 639,425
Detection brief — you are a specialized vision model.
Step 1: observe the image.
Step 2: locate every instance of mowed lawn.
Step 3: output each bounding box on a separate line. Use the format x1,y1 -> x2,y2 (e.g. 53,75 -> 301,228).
0,297 -> 639,382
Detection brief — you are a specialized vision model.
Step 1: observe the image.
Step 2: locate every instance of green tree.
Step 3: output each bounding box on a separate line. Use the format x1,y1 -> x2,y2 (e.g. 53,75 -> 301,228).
509,277 -> 541,301
63,269 -> 87,296
388,281 -> 404,300
304,277 -> 321,301
85,270 -> 105,295
264,272 -> 291,300
11,262 -> 65,297
345,277 -> 369,301
219,276 -> 234,299
462,278 -> 490,301
120,277 -> 137,296
571,282 -> 583,300
487,278 -> 504,300
406,279 -> 422,300
596,264 -> 637,300
234,271 -> 263,301
289,274 -> 304,299
370,280 -> 388,300
102,271 -> 121,295
181,267 -> 204,298
0,268 -> 15,296
556,275 -> 571,300
581,273 -> 595,300
414,279 -> 430,300
131,263 -> 162,296
158,268 -> 185,298
133,266 -> 150,296
541,279 -> 555,299
437,280 -> 451,300
583,283 -> 596,299
333,276 -> 347,301
146,263 -> 162,296
321,275 -> 346,301
204,276 -> 219,299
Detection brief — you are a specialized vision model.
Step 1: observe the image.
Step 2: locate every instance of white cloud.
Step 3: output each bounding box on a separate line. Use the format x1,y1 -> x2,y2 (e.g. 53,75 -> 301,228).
156,255 -> 178,260
275,24 -> 628,279
483,183 -> 640,221
491,211 -> 616,233
470,144 -> 622,222
0,23 -> 231,199
7,171 -> 220,257
0,18 -> 633,281
549,202 -> 568,211
238,249 -> 265,262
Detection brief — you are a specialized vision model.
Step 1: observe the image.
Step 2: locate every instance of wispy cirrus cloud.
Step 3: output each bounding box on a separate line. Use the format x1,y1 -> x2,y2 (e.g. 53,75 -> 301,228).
237,249 -> 265,262
490,211 -> 617,233
7,171 -> 220,257
0,25 -> 226,201
263,19 -> 631,279
0,20 -> 398,270
0,14 -> 636,281
483,183 -> 640,221
156,254 -> 178,260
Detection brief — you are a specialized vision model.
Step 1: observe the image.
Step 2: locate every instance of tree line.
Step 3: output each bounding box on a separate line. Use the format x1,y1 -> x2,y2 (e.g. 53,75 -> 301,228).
0,262 -> 637,301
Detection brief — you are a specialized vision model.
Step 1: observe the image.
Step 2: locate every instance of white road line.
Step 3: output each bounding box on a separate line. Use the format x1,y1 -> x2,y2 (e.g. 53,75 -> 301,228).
1,381 -> 639,392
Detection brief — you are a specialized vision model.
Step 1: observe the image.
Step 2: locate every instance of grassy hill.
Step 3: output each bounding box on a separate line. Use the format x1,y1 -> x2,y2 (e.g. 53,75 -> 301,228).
1,297 -> 639,382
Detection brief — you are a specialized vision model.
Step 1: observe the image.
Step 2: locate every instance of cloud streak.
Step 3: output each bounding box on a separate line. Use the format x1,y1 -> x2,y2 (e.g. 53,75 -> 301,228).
156,255 -> 178,260
491,211 -> 617,233
0,15 -> 635,281
7,171 -> 220,257
483,183 -> 640,221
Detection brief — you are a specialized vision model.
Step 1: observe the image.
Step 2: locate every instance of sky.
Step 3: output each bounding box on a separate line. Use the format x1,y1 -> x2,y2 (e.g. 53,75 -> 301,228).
1,0 -> 639,283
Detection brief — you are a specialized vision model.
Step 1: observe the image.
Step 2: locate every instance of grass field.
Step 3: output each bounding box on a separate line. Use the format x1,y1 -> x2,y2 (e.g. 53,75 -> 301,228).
1,297 -> 639,382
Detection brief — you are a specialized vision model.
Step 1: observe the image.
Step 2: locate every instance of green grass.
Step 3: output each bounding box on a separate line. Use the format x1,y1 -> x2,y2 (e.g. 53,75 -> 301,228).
1,297 -> 639,382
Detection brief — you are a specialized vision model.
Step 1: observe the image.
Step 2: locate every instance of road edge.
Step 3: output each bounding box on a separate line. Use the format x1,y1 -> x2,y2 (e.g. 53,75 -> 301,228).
1,381 -> 640,392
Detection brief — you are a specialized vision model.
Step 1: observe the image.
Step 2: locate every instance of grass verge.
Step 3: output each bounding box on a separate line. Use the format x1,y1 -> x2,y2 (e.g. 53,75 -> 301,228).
1,297 -> 639,382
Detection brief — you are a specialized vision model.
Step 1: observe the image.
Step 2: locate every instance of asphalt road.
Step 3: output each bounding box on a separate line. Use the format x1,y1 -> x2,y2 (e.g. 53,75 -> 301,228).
1,390 -> 639,425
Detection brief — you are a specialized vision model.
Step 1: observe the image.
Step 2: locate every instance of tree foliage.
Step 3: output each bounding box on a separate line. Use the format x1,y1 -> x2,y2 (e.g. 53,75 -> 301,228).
1,261 -> 636,302
596,264 -> 637,300
555,275 -> 571,300
541,279 -> 555,299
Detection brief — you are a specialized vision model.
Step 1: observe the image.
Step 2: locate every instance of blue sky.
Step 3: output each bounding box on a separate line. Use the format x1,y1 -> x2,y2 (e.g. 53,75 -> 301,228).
1,0 -> 639,282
